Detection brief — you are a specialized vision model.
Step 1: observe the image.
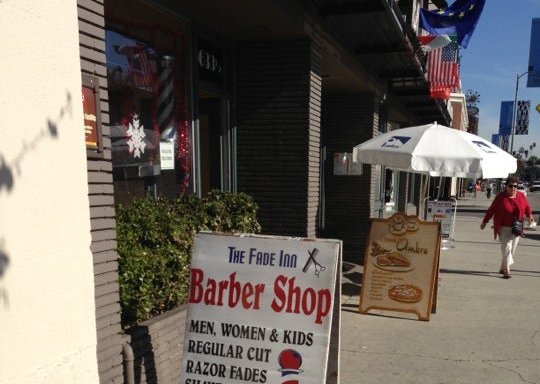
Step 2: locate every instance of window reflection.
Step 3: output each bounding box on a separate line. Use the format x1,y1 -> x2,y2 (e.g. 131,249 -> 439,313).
105,20 -> 191,204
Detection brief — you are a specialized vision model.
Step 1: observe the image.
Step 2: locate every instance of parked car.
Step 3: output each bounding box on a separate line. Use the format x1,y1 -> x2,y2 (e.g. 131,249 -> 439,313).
517,184 -> 528,196
530,181 -> 540,192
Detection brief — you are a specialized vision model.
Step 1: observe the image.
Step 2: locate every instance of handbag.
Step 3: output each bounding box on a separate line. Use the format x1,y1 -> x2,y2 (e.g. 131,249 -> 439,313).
510,199 -> 524,236
511,219 -> 524,236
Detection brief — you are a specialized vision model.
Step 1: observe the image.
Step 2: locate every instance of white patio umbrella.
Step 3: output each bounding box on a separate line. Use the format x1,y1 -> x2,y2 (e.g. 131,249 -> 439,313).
352,122 -> 517,179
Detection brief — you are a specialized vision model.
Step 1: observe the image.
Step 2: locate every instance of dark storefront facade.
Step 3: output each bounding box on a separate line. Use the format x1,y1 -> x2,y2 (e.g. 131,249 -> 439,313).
103,0 -> 451,249
79,0 -> 455,382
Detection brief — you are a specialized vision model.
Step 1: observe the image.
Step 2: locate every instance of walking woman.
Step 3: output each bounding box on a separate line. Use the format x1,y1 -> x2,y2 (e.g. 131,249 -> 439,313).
480,175 -> 534,278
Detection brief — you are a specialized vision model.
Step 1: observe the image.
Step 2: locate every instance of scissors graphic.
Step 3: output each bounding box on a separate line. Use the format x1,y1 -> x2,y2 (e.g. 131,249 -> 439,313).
302,248 -> 325,277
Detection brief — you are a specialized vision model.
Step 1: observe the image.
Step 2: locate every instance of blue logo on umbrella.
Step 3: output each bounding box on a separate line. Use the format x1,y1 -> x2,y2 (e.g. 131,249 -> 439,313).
381,136 -> 411,148
472,140 -> 496,153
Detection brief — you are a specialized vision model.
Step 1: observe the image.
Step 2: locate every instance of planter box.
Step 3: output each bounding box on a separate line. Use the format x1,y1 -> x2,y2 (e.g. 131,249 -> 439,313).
125,305 -> 187,384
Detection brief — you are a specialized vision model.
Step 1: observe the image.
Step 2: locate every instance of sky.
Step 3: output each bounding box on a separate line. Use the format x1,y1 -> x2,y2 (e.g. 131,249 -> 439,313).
459,0 -> 540,158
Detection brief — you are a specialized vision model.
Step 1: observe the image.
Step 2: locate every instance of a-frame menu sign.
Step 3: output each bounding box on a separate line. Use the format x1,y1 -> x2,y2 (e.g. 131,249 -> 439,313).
359,213 -> 441,321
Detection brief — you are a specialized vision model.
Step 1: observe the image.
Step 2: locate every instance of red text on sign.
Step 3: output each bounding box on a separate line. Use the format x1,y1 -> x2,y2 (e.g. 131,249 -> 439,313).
188,269 -> 265,309
271,275 -> 331,324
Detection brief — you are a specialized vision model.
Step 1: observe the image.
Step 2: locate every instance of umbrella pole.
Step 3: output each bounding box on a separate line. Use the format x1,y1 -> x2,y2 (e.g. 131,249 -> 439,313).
436,177 -> 444,200
420,175 -> 430,219
419,175 -> 424,217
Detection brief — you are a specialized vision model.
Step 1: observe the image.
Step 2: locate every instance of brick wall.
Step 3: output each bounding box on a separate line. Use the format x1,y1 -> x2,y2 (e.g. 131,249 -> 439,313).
235,39 -> 322,238
322,93 -> 380,262
126,306 -> 187,384
78,1 -> 124,382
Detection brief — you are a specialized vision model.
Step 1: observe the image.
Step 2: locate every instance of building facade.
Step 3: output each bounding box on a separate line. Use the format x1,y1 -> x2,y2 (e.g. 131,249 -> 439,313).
89,1 -> 462,380
98,0 -> 454,252
2,0 -> 466,383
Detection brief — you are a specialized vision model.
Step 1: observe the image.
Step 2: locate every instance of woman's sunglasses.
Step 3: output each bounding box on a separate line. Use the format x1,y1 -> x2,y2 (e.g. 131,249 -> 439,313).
507,184 -> 518,188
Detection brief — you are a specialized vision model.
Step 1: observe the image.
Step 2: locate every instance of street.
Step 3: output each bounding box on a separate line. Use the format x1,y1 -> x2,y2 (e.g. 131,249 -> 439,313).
524,190 -> 540,214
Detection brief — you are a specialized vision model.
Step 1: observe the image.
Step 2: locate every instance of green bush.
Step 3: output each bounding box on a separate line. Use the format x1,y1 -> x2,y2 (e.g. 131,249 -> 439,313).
116,190 -> 261,328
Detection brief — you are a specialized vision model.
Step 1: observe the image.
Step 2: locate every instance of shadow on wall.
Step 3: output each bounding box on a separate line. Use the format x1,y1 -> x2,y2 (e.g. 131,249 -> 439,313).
0,91 -> 72,306
0,91 -> 70,193
0,238 -> 9,308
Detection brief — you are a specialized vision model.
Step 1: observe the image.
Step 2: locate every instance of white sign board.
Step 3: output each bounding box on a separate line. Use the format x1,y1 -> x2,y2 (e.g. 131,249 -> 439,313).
425,200 -> 456,240
160,141 -> 175,170
333,152 -> 363,176
180,232 -> 342,384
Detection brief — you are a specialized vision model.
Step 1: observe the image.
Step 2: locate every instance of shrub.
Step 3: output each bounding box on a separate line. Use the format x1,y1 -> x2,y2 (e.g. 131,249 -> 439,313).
116,190 -> 261,328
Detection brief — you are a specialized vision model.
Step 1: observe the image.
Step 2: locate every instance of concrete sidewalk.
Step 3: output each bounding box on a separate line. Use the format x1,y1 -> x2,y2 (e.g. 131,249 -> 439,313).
455,191 -> 496,212
339,211 -> 540,384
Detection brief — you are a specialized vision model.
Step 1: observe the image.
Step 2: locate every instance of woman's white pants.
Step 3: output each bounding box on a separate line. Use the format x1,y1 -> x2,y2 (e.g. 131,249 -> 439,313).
498,226 -> 519,269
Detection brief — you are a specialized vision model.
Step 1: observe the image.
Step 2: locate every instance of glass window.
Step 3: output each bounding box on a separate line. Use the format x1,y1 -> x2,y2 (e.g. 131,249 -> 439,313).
105,2 -> 191,205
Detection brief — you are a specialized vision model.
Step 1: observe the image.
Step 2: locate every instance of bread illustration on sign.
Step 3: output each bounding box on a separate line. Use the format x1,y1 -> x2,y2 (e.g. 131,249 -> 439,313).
371,241 -> 414,272
376,252 -> 410,267
371,241 -> 390,256
388,284 -> 423,303
389,214 -> 407,235
406,215 -> 420,232
388,213 -> 420,235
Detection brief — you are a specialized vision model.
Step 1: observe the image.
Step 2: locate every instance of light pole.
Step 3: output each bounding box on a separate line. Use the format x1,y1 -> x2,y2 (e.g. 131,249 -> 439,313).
510,70 -> 531,154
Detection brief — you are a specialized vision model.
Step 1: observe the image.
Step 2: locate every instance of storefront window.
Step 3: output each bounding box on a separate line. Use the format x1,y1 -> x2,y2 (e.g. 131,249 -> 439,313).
105,3 -> 191,205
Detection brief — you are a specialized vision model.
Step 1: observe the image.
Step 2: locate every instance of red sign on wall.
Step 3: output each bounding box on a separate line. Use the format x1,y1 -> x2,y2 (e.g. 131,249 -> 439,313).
82,74 -> 103,158
83,85 -> 98,149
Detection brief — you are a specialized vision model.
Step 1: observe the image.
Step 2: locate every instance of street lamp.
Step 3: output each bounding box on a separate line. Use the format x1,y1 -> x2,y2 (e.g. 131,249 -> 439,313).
510,70 -> 531,154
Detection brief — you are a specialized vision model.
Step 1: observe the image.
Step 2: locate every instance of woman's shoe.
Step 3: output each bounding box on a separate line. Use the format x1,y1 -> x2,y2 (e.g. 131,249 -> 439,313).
503,274 -> 512,279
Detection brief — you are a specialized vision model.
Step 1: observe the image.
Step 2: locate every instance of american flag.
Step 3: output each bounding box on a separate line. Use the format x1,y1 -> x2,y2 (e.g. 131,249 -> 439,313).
116,45 -> 157,91
428,42 -> 459,97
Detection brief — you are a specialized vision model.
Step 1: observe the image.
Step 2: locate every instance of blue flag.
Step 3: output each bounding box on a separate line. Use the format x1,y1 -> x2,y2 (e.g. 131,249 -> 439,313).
527,18 -> 540,87
420,0 -> 486,48
499,101 -> 514,136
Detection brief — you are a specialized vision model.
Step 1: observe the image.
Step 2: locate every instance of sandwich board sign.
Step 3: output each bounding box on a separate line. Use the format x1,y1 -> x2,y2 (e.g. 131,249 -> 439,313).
179,232 -> 342,384
425,199 -> 457,250
359,213 -> 440,321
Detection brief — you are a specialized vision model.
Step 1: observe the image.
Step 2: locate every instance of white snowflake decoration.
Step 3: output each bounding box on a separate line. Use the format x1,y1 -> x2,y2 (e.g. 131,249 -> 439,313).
126,114 -> 146,158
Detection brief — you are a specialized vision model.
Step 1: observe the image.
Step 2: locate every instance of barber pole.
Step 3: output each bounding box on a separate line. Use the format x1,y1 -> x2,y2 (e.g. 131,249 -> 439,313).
157,55 -> 175,139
